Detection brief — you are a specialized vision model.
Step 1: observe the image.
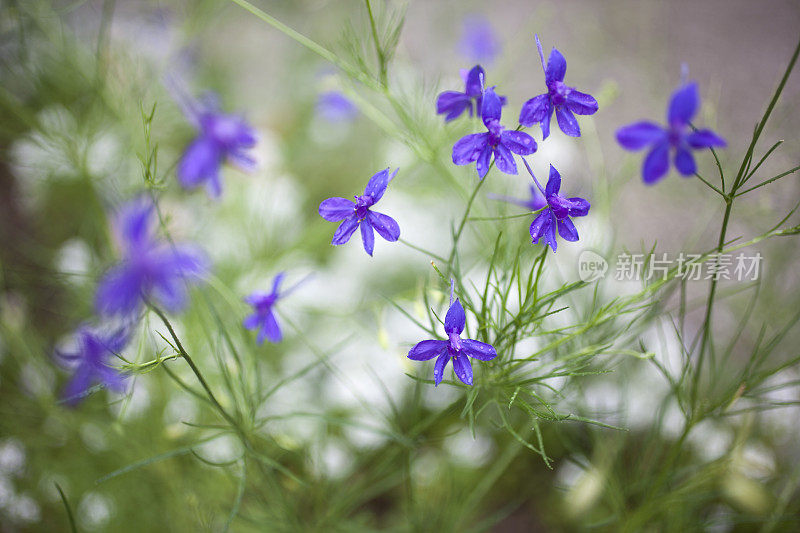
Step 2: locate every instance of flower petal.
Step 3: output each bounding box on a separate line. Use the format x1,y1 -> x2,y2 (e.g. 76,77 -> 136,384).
529,210 -> 551,244
545,164 -> 561,196
535,34 -> 547,73
260,310 -> 282,344
367,211 -> 400,242
557,217 -> 579,242
518,94 -> 550,128
445,298 -> 466,334
500,130 -> 537,156
464,65 -> 485,98
616,122 -> 666,150
565,89 -> 598,115
567,197 -> 590,217
544,212 -> 558,252
461,339 -> 497,361
62,366 -> 93,405
434,352 -> 451,386
481,87 -> 503,126
408,339 -> 448,361
271,271 -> 286,295
555,106 -> 581,137
331,215 -> 360,245
364,168 -> 397,203
643,142 -> 671,184
668,82 -> 699,126
452,354 -> 473,385
95,265 -> 142,316
360,219 -> 375,256
493,143 -> 518,175
674,147 -> 697,176
476,144 -> 494,179
177,136 -> 222,189
319,197 -> 356,221
436,91 -> 472,121
686,129 -> 727,149
452,133 -> 489,165
243,313 -> 260,330
541,103 -> 553,140
117,199 -> 154,249
546,47 -> 567,83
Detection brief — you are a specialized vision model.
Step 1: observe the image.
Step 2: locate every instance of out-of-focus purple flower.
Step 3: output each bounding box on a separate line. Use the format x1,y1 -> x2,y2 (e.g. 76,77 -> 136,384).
57,325 -> 130,405
488,184 -> 547,212
519,35 -> 598,139
616,81 -> 727,184
243,272 -> 287,344
318,168 -> 401,256
408,282 -> 497,386
459,15 -> 500,65
436,65 -> 487,122
96,198 -> 209,316
452,88 -> 537,178
524,161 -> 590,252
177,92 -> 257,198
316,91 -> 358,123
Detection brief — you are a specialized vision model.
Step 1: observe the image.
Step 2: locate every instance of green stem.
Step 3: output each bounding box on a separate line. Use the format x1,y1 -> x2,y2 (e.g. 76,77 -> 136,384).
365,0 -> 387,86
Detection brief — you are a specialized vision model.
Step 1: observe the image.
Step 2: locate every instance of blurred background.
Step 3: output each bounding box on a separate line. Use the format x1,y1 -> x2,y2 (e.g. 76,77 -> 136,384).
1,0 -> 799,530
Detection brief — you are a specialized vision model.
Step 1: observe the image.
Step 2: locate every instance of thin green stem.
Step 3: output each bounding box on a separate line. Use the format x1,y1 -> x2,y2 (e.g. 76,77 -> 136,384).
364,0 -> 387,86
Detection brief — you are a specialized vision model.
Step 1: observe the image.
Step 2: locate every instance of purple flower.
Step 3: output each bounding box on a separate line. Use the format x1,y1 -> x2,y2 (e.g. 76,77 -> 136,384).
96,198 -> 209,316
408,285 -> 497,386
243,272 -> 287,344
316,91 -> 358,123
57,325 -> 129,405
177,93 -> 257,198
488,184 -> 547,212
459,15 -> 500,65
452,87 -> 537,178
524,161 -> 590,252
519,35 -> 598,139
318,168 -> 401,256
616,82 -> 727,184
436,65 -> 488,122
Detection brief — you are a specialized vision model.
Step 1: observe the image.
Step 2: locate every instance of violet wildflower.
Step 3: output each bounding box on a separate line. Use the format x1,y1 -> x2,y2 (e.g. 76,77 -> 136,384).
316,91 -> 358,123
459,15 -> 500,65
436,65 -> 487,122
616,81 -> 727,184
57,325 -> 129,405
243,272 -> 288,344
177,92 -> 257,198
408,283 -> 497,386
318,168 -> 401,256
519,35 -> 598,139
452,87 -> 537,178
95,198 -> 209,316
524,160 -> 590,252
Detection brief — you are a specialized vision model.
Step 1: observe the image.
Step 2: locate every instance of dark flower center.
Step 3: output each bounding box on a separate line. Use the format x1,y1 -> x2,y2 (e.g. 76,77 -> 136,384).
486,119 -> 504,147
548,194 -> 572,220
354,195 -> 373,220
448,331 -> 462,353
548,81 -> 570,106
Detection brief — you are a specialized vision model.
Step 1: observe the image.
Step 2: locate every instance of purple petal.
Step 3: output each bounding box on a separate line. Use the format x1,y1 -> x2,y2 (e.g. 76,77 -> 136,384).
97,365 -> 127,392
243,313 -> 260,330
545,165 -> 561,196
668,82 -> 699,126
316,91 -> 358,123
674,147 -> 697,176
529,210 -> 551,243
464,65 -> 485,98
177,136 -> 222,190
461,339 -> 497,361
546,47 -> 566,83
544,213 -> 558,252
500,130 -> 537,156
493,143 -> 518,175
271,272 -> 286,296
535,34 -> 546,73
557,217 -> 579,242
434,353 -> 450,386
436,91 -> 473,122
364,168 -> 397,203
540,103 -> 553,140
227,149 -> 257,173
616,122 -> 666,151
62,366 -> 93,405
205,173 -> 223,199
319,197 -> 356,222
643,142 -> 671,184
568,197 -> 590,217
261,310 -> 282,344
452,133 -> 489,165
367,211 -> 400,241
460,17 -> 499,65
476,145 -> 493,179
686,129 -> 727,149
360,219 -> 375,256
151,276 -> 189,312
565,89 -> 598,115
444,298 -> 466,334
408,339 -> 448,361
452,354 -> 473,385
518,94 -> 550,128
555,106 -> 580,137
481,87 -> 503,126
331,215 -> 360,245
95,265 -> 142,316
117,199 -> 154,249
